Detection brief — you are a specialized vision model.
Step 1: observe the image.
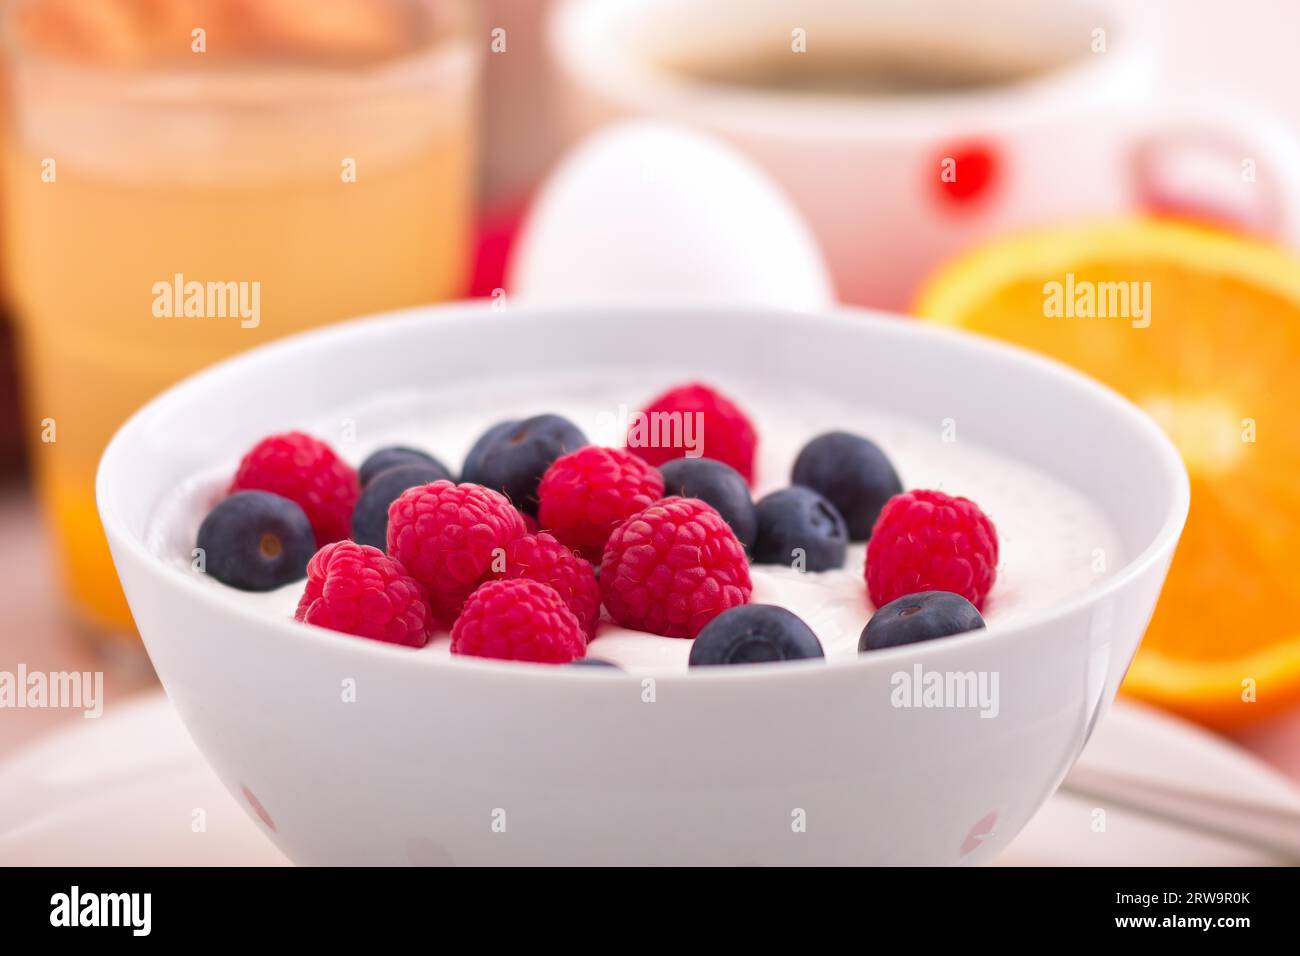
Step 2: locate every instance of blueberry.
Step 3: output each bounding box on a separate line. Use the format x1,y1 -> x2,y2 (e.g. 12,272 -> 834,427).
351,463 -> 451,549
690,605 -> 824,666
569,658 -> 622,670
460,414 -> 587,515
659,458 -> 757,549
859,591 -> 986,651
751,486 -> 848,571
460,419 -> 517,481
791,431 -> 902,541
358,446 -> 450,487
196,491 -> 316,591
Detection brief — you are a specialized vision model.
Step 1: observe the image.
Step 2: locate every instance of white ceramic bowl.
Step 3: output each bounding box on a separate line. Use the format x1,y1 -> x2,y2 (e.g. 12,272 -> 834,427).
98,304 -> 1188,865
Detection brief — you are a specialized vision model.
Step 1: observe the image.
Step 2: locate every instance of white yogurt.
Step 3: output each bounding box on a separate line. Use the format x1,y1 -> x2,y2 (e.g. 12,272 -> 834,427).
149,371 -> 1121,672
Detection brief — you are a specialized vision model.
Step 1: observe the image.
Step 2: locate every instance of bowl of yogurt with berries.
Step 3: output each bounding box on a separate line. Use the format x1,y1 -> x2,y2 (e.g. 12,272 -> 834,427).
98,303 -> 1188,865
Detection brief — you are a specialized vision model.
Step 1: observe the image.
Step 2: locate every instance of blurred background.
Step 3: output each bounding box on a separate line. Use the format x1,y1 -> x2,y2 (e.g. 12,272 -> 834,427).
1,0 -> 1299,863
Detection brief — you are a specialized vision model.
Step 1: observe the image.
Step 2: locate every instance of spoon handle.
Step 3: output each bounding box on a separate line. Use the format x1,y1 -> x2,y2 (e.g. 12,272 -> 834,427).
1061,764 -> 1300,863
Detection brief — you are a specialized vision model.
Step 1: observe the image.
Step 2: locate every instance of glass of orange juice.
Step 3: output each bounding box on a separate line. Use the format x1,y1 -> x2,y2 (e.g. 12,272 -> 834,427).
2,0 -> 479,640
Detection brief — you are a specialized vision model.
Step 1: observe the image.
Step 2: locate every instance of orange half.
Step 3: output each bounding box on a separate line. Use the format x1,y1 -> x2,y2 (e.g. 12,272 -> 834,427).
916,219 -> 1300,729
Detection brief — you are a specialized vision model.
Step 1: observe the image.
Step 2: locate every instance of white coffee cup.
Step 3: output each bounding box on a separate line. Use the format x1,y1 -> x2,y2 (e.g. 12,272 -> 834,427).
548,0 -> 1300,307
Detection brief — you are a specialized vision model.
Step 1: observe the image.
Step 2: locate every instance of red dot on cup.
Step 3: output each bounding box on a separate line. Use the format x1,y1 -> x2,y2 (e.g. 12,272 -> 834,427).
935,143 -> 999,207
240,784 -> 277,832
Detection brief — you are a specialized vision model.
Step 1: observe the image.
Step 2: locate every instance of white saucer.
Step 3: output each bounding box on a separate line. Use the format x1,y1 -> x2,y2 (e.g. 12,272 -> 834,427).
1,692 -> 1295,866
0,692 -> 287,866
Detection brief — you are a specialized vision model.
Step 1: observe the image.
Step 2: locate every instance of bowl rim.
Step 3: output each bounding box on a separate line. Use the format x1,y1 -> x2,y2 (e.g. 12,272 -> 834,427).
97,300 -> 1190,686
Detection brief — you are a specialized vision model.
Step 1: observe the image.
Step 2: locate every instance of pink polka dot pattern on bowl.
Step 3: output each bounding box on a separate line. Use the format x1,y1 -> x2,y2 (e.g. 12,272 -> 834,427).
959,810 -> 998,857
405,836 -> 455,867
240,784 -> 277,833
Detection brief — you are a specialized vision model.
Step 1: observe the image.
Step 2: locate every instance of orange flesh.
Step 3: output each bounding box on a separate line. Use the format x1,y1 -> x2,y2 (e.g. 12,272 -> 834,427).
916,221 -> 1300,728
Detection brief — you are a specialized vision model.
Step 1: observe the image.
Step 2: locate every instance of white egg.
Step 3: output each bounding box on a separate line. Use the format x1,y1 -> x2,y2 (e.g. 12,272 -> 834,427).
508,121 -> 834,309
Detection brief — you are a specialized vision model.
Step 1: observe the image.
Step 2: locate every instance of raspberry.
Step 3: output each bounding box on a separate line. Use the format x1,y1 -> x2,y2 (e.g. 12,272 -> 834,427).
865,490 -> 999,611
537,446 -> 664,562
451,578 -> 585,664
628,383 -> 758,484
294,541 -> 432,647
601,496 -> 752,638
490,533 -> 602,639
386,480 -> 526,625
229,432 -> 359,546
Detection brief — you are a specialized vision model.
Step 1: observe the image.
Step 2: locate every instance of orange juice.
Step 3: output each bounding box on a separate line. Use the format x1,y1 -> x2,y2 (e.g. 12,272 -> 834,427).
2,0 -> 478,636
